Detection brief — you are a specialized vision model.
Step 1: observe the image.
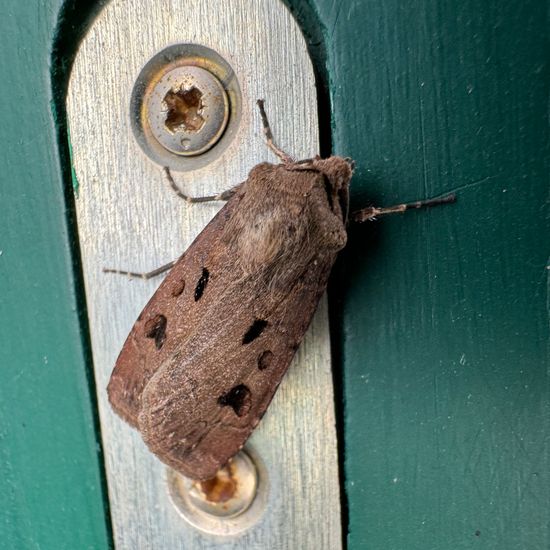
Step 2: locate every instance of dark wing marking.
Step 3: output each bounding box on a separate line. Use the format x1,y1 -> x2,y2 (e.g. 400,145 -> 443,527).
138,247 -> 336,479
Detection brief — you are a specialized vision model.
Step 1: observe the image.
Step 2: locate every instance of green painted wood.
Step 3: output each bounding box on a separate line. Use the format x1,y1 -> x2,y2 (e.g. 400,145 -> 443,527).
291,0 -> 549,548
0,1 -> 110,548
3,1 -> 547,548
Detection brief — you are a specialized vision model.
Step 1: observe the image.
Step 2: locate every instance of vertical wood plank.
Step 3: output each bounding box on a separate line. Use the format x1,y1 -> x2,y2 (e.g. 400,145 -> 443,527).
67,0 -> 342,548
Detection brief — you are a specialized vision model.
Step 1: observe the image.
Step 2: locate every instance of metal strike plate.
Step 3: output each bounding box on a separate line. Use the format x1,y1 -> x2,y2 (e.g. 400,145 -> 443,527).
67,0 -> 341,547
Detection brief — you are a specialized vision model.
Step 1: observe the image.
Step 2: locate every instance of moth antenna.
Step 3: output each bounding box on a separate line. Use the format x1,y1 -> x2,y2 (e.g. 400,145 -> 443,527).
352,193 -> 456,223
257,99 -> 294,164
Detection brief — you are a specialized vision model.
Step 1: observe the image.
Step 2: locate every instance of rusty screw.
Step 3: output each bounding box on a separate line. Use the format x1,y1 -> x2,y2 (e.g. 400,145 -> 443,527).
167,449 -> 264,535
146,65 -> 229,157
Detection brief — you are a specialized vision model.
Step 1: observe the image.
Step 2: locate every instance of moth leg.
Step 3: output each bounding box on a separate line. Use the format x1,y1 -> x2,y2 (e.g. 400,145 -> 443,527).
163,167 -> 236,203
351,193 -> 456,223
257,99 -> 294,164
103,260 -> 176,279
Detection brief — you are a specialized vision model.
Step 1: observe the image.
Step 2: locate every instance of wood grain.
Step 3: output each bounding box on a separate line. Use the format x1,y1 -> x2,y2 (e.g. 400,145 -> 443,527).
67,0 -> 341,547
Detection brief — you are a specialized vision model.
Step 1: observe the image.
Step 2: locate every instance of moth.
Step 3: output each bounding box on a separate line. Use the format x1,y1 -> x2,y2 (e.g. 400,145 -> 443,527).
106,101 -> 454,480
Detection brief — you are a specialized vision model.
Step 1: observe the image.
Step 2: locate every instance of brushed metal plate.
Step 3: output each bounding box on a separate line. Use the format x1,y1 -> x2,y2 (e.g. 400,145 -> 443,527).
67,0 -> 341,547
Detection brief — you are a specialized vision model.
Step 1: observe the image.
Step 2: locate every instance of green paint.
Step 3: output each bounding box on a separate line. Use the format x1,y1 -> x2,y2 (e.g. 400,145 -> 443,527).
3,1 -> 546,548
290,0 -> 549,548
0,0 -> 110,548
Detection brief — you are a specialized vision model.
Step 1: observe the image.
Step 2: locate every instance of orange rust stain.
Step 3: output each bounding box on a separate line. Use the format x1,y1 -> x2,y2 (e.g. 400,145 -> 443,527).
199,463 -> 238,503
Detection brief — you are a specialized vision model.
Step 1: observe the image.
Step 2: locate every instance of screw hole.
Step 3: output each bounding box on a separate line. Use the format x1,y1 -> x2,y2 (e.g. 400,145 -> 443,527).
164,86 -> 205,133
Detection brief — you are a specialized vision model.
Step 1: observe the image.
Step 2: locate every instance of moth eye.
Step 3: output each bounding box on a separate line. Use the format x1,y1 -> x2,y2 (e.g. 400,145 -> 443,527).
144,314 -> 167,350
258,350 -> 273,370
217,384 -> 252,417
242,319 -> 268,344
194,268 -> 209,301
171,278 -> 186,297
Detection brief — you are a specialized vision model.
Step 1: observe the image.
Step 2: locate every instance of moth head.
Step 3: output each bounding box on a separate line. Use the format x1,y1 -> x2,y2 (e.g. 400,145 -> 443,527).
311,156 -> 354,222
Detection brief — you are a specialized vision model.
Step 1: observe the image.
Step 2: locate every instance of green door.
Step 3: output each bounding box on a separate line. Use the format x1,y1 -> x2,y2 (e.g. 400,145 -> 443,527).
298,1 -> 549,547
1,1 -> 547,548
0,1 -> 111,548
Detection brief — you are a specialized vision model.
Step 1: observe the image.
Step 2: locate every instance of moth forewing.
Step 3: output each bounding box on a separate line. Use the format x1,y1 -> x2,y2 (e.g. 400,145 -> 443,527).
108,158 -> 353,480
106,197 -> 241,427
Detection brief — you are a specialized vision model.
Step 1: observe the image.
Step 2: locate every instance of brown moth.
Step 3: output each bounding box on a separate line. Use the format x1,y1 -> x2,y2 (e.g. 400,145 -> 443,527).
107,101 -> 454,480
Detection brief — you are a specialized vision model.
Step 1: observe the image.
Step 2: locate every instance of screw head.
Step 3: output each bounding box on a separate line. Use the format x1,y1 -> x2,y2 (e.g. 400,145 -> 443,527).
131,44 -> 241,171
146,65 -> 229,157
167,449 -> 268,535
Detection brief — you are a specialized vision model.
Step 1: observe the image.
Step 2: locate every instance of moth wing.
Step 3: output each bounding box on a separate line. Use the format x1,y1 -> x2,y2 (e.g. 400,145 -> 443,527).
138,251 -> 336,480
107,193 -> 242,427
110,161 -> 349,480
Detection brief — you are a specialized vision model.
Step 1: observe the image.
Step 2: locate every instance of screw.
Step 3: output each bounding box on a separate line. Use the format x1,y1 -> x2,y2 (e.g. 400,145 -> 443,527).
146,65 -> 229,157
167,449 -> 266,534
